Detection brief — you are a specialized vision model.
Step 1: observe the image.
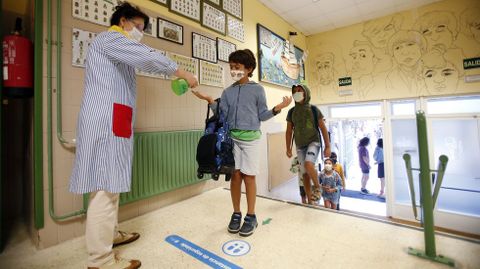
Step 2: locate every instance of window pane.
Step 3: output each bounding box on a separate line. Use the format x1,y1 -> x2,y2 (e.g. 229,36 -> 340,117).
427,96 -> 480,114
391,119 -> 420,205
391,102 -> 415,116
330,104 -> 381,118
431,119 -> 480,216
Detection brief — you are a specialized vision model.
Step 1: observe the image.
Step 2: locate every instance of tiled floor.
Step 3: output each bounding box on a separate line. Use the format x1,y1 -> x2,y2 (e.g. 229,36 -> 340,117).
0,188 -> 478,269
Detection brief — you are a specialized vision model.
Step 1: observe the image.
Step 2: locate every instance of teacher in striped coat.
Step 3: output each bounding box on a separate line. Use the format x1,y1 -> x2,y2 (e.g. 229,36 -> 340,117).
69,3 -> 198,269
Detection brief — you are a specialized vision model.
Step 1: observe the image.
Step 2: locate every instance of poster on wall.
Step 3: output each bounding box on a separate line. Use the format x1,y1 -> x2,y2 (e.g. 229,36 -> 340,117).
144,17 -> 157,37
157,17 -> 184,45
166,52 -> 199,80
257,24 -> 305,88
201,2 -> 226,35
217,37 -> 236,62
192,32 -> 218,63
200,60 -> 224,88
222,0 -> 242,20
72,28 -> 97,68
169,0 -> 201,22
72,0 -> 114,27
227,15 -> 245,42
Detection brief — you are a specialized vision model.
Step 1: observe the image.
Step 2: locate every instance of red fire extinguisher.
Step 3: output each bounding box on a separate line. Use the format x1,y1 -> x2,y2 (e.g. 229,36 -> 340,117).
2,18 -> 33,98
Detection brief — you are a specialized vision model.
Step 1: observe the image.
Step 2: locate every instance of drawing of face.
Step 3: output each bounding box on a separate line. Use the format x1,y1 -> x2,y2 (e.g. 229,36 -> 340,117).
471,22 -> 480,43
423,61 -> 459,93
349,44 -> 375,77
368,23 -> 396,49
393,41 -> 422,68
315,53 -> 335,85
421,24 -> 454,51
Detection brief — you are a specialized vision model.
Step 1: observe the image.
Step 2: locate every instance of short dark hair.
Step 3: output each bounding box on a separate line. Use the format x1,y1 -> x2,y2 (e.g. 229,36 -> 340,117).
110,2 -> 149,28
359,137 -> 370,147
228,49 -> 257,77
377,138 -> 383,148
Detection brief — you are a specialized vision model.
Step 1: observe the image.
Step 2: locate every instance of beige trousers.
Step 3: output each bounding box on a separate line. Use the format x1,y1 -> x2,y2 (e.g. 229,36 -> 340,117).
86,191 -> 120,267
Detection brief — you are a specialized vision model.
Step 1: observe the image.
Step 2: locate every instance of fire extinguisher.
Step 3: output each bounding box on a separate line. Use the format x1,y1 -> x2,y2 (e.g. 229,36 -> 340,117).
2,18 -> 33,98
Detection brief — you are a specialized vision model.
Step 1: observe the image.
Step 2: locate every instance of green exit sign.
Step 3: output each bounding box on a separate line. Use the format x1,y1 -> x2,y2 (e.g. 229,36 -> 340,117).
464,57 -> 480,70
339,77 -> 352,86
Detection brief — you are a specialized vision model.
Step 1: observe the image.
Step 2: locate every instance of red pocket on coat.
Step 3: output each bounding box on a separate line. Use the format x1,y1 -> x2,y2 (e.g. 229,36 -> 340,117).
112,103 -> 133,138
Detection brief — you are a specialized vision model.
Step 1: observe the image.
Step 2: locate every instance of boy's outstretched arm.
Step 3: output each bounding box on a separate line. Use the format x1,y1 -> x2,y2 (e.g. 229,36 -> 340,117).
191,89 -> 214,104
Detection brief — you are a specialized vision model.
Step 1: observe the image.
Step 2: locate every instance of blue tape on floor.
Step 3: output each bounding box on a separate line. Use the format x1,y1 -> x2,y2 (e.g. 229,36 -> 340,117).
165,234 -> 242,269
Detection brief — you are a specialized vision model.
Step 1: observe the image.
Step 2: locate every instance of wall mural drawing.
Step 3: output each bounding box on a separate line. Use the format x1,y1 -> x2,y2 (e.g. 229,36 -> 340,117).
307,0 -> 478,103
257,24 -> 305,88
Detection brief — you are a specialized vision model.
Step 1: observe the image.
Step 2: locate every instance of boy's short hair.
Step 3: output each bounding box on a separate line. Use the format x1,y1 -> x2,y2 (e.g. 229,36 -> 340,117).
229,49 -> 257,77
111,2 -> 149,28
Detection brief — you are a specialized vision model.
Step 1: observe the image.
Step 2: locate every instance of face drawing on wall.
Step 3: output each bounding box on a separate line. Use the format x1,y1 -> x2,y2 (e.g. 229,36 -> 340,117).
414,11 -> 458,52
349,41 -> 376,78
461,7 -> 480,44
388,31 -> 426,69
362,15 -> 402,50
315,53 -> 335,85
422,50 -> 460,94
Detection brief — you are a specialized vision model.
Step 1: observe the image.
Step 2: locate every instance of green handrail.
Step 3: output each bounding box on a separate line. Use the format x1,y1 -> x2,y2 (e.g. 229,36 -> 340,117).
403,111 -> 455,267
46,0 -> 88,221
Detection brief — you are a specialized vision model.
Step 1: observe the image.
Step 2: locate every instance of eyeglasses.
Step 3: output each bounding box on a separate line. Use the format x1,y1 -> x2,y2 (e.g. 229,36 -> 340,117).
129,20 -> 145,32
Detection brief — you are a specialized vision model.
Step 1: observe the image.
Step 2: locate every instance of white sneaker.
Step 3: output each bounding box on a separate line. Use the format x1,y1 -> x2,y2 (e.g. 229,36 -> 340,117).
88,256 -> 141,269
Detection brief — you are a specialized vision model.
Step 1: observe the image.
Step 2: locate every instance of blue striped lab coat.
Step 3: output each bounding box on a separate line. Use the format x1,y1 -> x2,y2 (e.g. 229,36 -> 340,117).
69,29 -> 177,194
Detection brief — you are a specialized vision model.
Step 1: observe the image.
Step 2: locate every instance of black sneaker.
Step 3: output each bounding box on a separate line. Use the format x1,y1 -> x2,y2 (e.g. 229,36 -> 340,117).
239,215 -> 258,237
361,188 -> 370,194
228,212 -> 242,233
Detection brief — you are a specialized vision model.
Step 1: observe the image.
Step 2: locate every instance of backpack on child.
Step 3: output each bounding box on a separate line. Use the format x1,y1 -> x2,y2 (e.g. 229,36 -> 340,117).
196,98 -> 235,181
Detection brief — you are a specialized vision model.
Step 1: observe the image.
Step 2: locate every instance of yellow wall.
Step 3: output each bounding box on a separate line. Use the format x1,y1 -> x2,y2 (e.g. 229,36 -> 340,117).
306,0 -> 480,104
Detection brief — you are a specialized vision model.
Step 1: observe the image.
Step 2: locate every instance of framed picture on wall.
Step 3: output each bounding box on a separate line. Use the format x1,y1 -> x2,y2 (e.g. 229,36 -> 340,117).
222,0 -> 242,20
150,0 -> 168,6
157,17 -> 184,45
201,2 -> 226,35
169,0 -> 201,22
217,37 -> 236,62
227,15 -> 244,42
192,32 -> 217,63
143,17 -> 157,37
257,24 -> 305,88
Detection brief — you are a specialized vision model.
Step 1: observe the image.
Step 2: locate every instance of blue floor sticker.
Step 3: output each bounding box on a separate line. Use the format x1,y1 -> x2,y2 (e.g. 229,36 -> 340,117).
222,240 -> 250,256
165,235 -> 242,269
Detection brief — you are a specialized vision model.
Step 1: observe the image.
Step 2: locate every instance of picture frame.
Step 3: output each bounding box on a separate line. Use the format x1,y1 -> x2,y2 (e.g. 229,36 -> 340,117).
222,0 -> 242,20
150,0 -> 168,7
217,37 -> 236,62
192,32 -> 218,63
201,2 -> 226,35
169,0 -> 201,22
257,24 -> 305,88
157,17 -> 184,45
143,17 -> 157,37
200,60 -> 224,88
227,15 -> 244,42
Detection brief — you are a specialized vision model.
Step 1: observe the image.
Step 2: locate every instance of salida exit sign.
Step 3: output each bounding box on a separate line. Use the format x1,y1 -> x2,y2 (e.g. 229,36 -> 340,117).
463,57 -> 480,70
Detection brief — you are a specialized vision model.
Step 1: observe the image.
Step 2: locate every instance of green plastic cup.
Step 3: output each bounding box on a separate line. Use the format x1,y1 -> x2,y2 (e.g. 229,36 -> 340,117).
171,78 -> 189,96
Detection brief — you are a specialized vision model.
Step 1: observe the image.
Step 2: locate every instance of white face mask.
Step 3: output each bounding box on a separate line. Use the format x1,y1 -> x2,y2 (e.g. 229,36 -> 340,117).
324,164 -> 333,171
127,27 -> 143,42
230,70 -> 245,81
292,92 -> 304,102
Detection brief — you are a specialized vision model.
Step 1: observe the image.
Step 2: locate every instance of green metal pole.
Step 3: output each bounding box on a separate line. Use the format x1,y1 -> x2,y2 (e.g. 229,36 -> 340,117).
402,154 -> 418,220
34,0 -> 45,229
432,155 -> 448,208
416,111 -> 436,257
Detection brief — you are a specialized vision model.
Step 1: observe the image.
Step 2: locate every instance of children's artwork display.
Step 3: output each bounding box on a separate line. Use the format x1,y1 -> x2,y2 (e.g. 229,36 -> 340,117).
227,15 -> 244,42
135,49 -> 167,79
169,0 -> 201,22
222,0 -> 242,20
217,37 -> 236,62
157,17 -> 184,45
144,17 -> 157,37
201,2 -> 226,35
72,28 -> 97,68
257,24 -> 305,88
200,60 -> 224,88
72,0 -> 114,26
166,52 -> 199,80
192,32 -> 218,63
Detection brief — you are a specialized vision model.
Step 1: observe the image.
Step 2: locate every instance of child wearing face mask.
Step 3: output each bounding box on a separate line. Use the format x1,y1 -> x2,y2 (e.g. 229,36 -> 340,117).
192,49 -> 292,237
285,84 -> 331,205
319,158 -> 342,209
